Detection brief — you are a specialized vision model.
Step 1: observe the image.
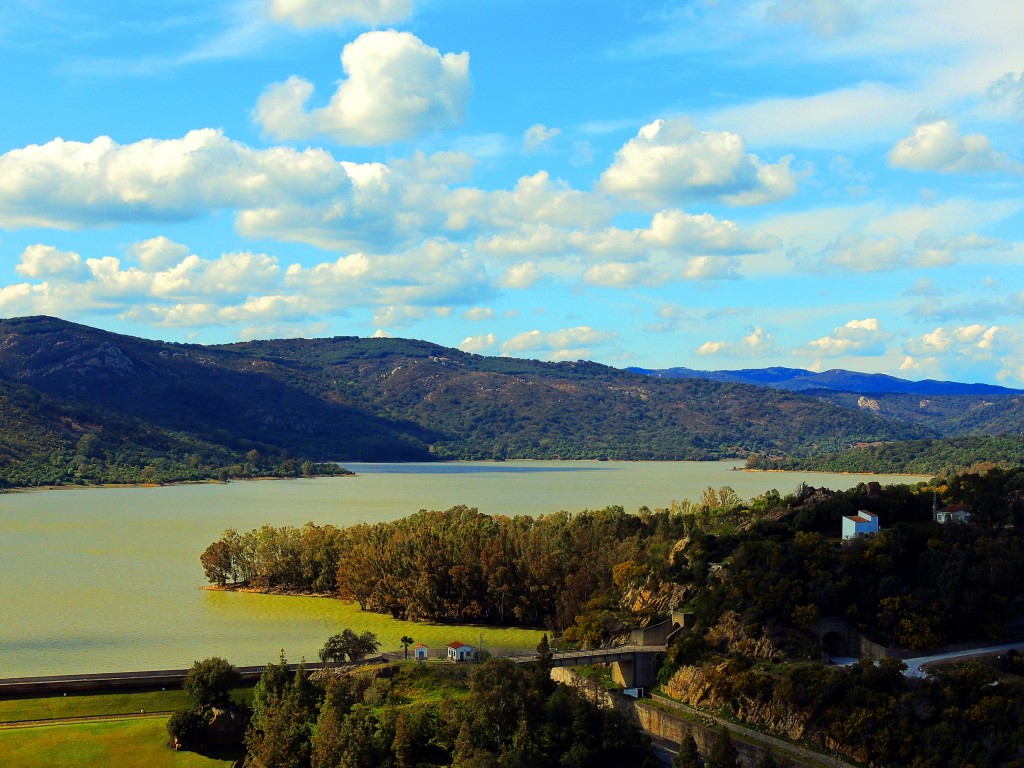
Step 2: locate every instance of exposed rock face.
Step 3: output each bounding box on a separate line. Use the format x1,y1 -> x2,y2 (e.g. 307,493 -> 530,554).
665,663 -> 814,742
619,581 -> 690,620
664,663 -> 726,708
706,610 -> 783,661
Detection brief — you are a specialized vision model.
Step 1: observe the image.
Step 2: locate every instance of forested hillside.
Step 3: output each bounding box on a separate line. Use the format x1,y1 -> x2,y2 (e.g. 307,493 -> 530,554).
208,466 -> 1024,767
0,316 -> 927,486
748,435 -> 1024,475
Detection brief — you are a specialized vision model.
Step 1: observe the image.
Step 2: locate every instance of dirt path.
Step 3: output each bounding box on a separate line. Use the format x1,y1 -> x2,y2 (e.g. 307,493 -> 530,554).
0,710 -> 174,730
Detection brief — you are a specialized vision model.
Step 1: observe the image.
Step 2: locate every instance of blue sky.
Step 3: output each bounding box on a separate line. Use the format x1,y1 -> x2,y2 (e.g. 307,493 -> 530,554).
1,1 -> 1022,384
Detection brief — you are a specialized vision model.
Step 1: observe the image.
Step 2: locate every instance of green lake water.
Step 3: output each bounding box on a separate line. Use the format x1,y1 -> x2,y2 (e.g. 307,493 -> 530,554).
0,461 -> 929,678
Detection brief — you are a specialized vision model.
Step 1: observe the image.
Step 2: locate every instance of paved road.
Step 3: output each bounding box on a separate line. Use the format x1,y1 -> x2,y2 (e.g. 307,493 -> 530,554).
903,641 -> 1024,677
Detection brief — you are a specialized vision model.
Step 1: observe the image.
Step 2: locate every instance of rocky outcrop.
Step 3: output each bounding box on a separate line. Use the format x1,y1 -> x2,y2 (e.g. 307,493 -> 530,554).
706,610 -> 783,660
619,581 -> 689,621
663,663 -> 727,708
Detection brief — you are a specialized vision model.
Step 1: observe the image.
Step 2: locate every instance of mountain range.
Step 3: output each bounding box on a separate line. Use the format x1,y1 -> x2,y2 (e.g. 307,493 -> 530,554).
0,316 -> 1021,486
627,365 -> 1024,396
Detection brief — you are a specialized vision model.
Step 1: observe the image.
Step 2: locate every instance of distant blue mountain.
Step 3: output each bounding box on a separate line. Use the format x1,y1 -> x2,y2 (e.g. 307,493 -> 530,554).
626,366 -> 1024,396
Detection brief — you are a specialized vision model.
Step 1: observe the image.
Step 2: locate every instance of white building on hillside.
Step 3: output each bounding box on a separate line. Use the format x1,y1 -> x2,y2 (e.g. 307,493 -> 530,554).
447,641 -> 475,662
842,510 -> 879,540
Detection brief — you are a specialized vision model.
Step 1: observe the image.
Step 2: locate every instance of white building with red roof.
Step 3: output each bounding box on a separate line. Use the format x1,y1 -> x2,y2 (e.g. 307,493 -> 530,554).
447,641 -> 476,662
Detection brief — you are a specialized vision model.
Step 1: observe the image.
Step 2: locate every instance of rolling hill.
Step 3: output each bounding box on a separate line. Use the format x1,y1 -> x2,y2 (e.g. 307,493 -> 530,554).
0,316 -> 930,486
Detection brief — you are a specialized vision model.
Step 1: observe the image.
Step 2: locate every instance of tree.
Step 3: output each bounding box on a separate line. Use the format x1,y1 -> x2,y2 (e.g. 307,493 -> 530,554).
706,727 -> 740,768
673,734 -> 702,768
401,635 -> 414,660
536,633 -> 553,668
200,539 -> 235,586
166,708 -> 209,748
320,629 -> 380,665
183,657 -> 241,707
245,692 -> 306,768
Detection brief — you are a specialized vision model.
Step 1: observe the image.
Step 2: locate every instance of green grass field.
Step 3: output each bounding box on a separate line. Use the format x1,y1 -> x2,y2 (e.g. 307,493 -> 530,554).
0,689 -> 191,723
0,718 -> 238,768
0,687 -> 254,724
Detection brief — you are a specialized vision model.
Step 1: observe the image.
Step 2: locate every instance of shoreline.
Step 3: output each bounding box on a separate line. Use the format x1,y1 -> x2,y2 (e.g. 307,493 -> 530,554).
0,472 -> 354,494
201,584 -> 337,599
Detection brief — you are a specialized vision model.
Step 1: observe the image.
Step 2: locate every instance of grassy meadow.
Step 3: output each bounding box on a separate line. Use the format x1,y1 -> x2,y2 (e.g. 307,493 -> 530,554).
0,717 -> 238,768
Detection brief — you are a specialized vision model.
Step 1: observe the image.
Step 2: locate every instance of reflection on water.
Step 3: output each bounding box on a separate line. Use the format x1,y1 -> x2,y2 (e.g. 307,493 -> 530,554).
0,461 -> 928,677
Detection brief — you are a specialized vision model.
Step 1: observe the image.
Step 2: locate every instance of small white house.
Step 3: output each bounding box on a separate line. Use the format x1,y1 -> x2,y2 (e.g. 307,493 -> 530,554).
935,504 -> 972,524
413,643 -> 429,662
842,510 -> 879,540
447,641 -> 475,662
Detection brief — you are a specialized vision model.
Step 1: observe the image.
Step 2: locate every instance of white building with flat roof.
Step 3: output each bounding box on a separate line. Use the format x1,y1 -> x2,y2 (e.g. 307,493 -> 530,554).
842,511 -> 879,540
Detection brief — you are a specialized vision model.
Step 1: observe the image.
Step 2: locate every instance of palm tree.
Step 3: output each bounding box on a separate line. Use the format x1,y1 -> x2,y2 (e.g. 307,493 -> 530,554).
401,635 -> 414,660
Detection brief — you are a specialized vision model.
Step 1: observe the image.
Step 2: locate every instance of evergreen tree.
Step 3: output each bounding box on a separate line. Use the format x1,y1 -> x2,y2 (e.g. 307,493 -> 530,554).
673,734 -> 702,768
706,727 -> 740,768
245,692 -> 308,768
251,652 -> 291,733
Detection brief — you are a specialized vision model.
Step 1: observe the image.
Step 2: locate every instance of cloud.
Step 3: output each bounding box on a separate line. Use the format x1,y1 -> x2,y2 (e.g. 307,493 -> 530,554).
695,325 -> 777,357
988,71 -> 1024,116
888,118 -> 1022,174
499,262 -> 542,289
16,245 -> 86,280
584,262 -> 655,287
128,237 -> 192,271
797,318 -> 891,357
0,129 -> 355,230
817,232 -> 906,272
523,124 -> 561,152
1,237 -> 495,334
600,118 -> 798,208
905,324 -> 1001,356
681,256 -> 739,280
766,0 -> 863,38
254,30 -> 470,145
462,306 -> 494,321
810,229 -> 1007,272
265,0 -> 413,29
905,277 -> 942,296
477,207 -> 777,288
501,326 -> 616,360
458,333 -> 496,353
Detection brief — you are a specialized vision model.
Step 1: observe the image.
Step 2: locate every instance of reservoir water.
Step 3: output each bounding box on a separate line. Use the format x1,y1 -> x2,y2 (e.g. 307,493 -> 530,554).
0,461 -> 929,678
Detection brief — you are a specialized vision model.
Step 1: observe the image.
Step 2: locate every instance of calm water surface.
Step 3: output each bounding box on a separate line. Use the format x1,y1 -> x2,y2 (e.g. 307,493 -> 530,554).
0,461 -> 928,677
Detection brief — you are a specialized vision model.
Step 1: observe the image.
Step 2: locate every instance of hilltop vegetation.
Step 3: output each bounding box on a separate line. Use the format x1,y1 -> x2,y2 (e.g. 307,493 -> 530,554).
235,654 -> 659,768
748,435 -> 1024,475
0,316 -> 929,487
0,378 -> 347,488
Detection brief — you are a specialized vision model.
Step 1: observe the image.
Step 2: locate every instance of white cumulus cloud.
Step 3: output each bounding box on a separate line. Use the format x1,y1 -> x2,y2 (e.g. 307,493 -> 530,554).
797,318 -> 891,357
600,117 -> 798,208
254,30 -> 470,146
695,326 -> 777,357
501,326 -> 615,360
888,118 -> 1022,174
16,244 -> 86,280
459,333 -> 497,353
